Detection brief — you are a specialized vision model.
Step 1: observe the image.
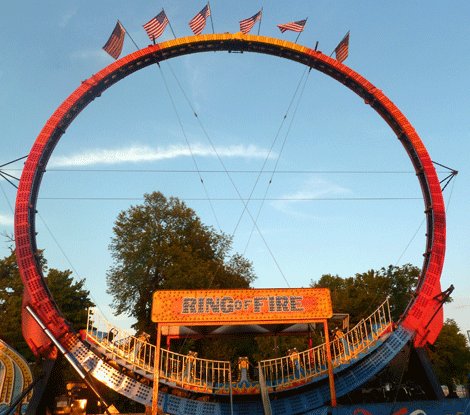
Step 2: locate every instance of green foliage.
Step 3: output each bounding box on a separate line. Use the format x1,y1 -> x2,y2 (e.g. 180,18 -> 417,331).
310,264 -> 420,323
0,250 -> 26,356
428,319 -> 470,386
252,335 -> 310,361
106,191 -> 256,334
311,265 -> 470,386
45,268 -> 94,329
0,249 -> 93,360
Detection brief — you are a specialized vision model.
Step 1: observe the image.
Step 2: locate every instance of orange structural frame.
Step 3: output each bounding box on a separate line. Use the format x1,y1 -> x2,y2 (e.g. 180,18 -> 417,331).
151,288 -> 336,412
152,288 -> 333,325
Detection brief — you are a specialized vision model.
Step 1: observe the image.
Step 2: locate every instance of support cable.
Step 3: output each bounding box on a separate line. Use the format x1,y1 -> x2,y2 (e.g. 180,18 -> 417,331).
3,168 -> 448,174
156,63 -> 222,230
0,155 -> 28,169
0,172 -> 19,189
362,160 -> 459,317
197,112 -> 291,284
432,160 -> 458,192
32,24 -> 224,307
395,161 -> 458,265
122,24 -> 223,230
0,156 -> 23,190
37,196 -> 422,202
335,161 -> 457,320
2,159 -> 109,342
195,116 -> 291,285
35,212 -> 103,317
394,218 -> 425,266
232,66 -> 310,237
0,170 -> 20,184
243,68 -> 311,254
165,57 -> 292,285
0,181 -> 15,214
444,175 -> 456,212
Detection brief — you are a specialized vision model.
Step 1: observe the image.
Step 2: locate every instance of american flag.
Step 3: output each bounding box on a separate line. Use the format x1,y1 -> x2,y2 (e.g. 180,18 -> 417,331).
239,10 -> 262,34
102,21 -> 126,60
277,19 -> 307,33
334,32 -> 350,63
189,3 -> 211,35
143,10 -> 169,42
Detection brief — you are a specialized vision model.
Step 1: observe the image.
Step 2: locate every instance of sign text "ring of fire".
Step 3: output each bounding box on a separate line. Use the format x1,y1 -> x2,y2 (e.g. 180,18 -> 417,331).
152,288 -> 332,325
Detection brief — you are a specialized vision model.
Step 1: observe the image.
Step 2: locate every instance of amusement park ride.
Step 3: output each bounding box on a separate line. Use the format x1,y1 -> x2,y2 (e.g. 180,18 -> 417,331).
0,339 -> 33,414
9,32 -> 470,414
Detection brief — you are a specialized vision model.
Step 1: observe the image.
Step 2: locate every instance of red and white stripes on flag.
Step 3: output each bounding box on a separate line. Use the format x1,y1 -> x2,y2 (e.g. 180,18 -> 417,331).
277,19 -> 307,33
239,10 -> 262,34
334,32 -> 350,63
189,3 -> 211,35
143,10 -> 169,41
103,21 -> 126,59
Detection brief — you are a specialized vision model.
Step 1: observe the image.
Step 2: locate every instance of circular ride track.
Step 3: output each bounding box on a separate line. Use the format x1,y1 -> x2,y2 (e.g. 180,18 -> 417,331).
15,34 -> 446,413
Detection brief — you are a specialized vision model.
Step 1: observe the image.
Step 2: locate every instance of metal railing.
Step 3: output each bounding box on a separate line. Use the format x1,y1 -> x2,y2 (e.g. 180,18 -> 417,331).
85,308 -> 156,373
329,297 -> 392,363
85,308 -> 231,391
85,298 -> 392,393
159,349 -> 231,393
259,298 -> 392,389
258,343 -> 328,388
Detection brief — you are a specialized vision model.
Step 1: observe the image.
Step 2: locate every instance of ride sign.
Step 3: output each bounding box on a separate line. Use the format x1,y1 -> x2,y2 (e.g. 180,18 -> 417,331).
151,288 -> 332,324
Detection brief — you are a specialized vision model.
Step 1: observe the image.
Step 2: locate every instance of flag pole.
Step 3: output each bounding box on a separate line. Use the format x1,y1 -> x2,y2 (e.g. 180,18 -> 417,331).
118,19 -> 140,50
330,30 -> 349,57
165,8 -> 177,39
257,7 -> 263,35
294,17 -> 307,44
208,1 -> 215,34
168,22 -> 177,39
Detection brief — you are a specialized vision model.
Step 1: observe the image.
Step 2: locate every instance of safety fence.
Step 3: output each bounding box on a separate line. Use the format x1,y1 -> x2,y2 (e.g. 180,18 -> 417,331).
159,349 -> 231,393
85,298 -> 392,392
85,308 -> 155,374
259,298 -> 392,388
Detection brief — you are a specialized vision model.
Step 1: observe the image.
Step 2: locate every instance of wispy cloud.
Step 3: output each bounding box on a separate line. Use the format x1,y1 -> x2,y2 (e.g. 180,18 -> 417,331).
0,213 -> 13,226
271,177 -> 352,218
69,49 -> 111,65
49,143 -> 274,167
59,7 -> 78,28
59,8 -> 78,28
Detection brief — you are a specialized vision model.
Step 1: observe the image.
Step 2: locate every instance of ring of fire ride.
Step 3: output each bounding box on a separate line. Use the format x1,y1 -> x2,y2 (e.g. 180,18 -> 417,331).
14,34 -> 446,413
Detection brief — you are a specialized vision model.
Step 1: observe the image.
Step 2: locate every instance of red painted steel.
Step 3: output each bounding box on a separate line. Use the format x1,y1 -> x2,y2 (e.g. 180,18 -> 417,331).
14,34 -> 445,359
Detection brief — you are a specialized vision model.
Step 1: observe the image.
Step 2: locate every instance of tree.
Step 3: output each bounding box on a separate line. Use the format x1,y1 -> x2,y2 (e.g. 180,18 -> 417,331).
0,249 -> 94,360
310,264 -> 419,323
428,319 -> 470,386
0,250 -> 26,356
45,268 -> 94,329
310,265 -> 470,387
106,192 -> 256,334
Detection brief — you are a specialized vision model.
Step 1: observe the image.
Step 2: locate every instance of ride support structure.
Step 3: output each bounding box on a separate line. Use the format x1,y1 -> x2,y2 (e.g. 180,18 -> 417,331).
150,288 -> 336,414
14,33 -> 446,413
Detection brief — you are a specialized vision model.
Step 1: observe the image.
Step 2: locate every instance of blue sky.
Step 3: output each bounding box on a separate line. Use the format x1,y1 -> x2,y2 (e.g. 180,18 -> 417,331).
1,1 -> 469,335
